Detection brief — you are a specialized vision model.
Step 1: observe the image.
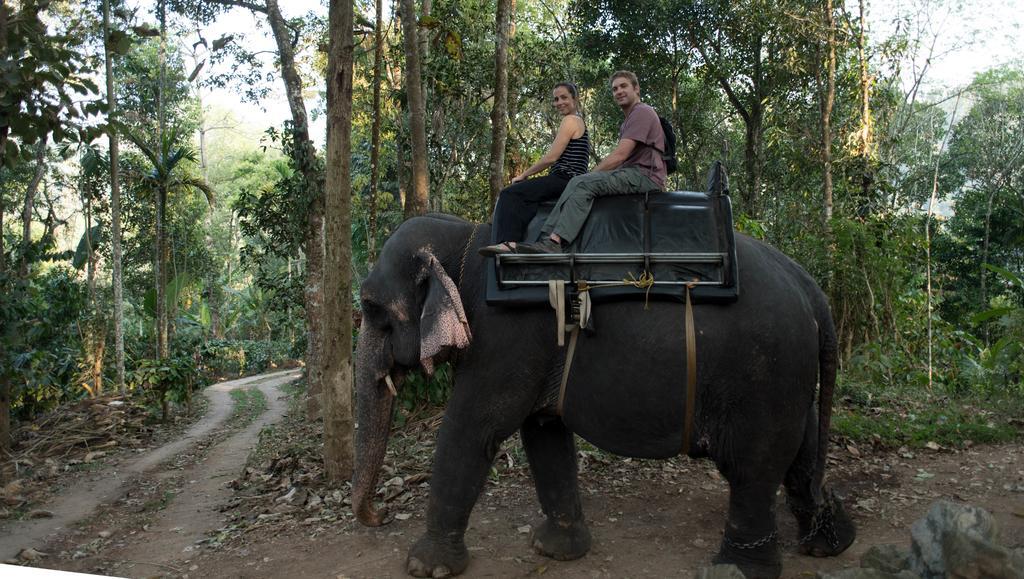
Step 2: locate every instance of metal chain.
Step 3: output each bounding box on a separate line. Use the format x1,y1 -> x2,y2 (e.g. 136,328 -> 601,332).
794,495 -> 841,550
797,510 -> 828,545
458,223 -> 481,289
723,530 -> 778,550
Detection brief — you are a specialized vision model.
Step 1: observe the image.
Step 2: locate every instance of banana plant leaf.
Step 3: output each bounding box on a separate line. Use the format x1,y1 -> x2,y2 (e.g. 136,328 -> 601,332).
72,224 -> 104,269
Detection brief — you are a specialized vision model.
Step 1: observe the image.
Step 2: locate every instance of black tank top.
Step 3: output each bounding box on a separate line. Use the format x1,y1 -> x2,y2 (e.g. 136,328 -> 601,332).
551,125 -> 589,178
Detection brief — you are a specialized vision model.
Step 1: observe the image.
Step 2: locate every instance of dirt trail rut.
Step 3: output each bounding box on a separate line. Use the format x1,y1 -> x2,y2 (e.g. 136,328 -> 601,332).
108,370 -> 298,573
0,369 -> 301,561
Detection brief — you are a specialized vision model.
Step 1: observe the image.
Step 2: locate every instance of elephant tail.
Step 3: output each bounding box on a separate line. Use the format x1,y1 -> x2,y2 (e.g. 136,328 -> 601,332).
815,304 -> 839,489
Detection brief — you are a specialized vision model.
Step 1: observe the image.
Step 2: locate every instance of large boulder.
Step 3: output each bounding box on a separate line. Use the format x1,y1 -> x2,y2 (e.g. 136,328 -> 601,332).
693,564 -> 745,579
909,500 -> 1024,579
861,544 -> 912,574
817,569 -> 916,579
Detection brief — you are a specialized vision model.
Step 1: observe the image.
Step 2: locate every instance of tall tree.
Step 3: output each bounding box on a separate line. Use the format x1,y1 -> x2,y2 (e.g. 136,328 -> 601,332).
856,0 -> 874,205
323,0 -> 356,482
367,0 -> 383,263
156,0 -> 170,358
170,0 -> 327,418
0,0 -> 95,449
817,0 -> 836,225
942,69 -> 1024,338
488,0 -> 512,206
681,0 -> 805,217
103,0 -> 126,394
400,0 -> 429,218
19,137 -> 47,278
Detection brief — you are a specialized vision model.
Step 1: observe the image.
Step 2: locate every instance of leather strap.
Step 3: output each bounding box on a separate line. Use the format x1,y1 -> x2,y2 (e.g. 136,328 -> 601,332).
557,325 -> 579,416
682,283 -> 697,454
548,280 -> 567,346
577,288 -> 592,330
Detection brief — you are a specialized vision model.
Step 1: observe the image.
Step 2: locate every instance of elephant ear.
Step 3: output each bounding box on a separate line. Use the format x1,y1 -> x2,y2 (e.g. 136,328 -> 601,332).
417,252 -> 472,375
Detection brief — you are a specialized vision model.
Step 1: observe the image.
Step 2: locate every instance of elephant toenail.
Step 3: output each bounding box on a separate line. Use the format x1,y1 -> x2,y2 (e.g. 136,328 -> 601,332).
407,557 -> 426,577
432,565 -> 451,578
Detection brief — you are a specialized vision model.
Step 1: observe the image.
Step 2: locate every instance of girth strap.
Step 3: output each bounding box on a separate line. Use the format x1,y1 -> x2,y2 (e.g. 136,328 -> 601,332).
682,283 -> 697,454
548,279 -> 698,442
557,326 -> 579,416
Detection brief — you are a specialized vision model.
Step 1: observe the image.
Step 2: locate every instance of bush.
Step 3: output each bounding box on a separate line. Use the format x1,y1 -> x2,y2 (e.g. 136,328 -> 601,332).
127,355 -> 207,421
3,266 -> 92,418
200,339 -> 293,377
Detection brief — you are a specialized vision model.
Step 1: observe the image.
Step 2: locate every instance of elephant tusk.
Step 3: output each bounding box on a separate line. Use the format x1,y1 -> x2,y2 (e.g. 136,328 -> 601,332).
384,374 -> 398,397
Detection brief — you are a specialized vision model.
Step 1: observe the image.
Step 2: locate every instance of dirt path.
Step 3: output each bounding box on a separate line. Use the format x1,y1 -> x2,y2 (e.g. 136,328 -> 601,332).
12,388 -> 1021,578
0,369 -> 300,562
184,442 -> 1023,579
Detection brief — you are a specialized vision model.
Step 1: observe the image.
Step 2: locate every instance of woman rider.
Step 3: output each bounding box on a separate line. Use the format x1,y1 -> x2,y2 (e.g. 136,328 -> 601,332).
479,82 -> 590,256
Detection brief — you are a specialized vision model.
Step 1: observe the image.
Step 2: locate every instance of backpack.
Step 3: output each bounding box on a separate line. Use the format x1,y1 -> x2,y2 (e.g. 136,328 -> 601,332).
658,115 -> 678,175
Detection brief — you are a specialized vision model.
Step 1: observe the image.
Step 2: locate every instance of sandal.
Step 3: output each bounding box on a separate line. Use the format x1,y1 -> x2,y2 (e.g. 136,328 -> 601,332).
478,241 -> 517,257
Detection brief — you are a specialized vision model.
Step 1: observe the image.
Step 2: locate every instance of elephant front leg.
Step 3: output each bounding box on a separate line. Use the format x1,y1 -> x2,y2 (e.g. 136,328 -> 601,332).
521,416 -> 592,561
407,414 -> 507,577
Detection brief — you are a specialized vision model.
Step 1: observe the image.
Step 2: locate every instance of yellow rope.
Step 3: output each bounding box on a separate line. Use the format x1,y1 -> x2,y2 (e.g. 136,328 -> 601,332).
577,271 -> 657,308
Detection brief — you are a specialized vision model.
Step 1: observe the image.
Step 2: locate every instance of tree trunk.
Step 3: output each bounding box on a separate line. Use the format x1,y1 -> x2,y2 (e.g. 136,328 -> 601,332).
19,136 -> 47,278
743,108 -> 763,218
368,0 -> 383,264
104,0 -> 125,395
156,186 -> 168,358
156,0 -> 169,359
264,0 -> 326,421
0,0 -> 8,163
488,0 -> 512,207
323,0 -> 356,483
0,129 -> 7,453
400,0 -> 429,218
820,0 -> 836,225
196,91 -> 219,344
85,196 -> 104,396
858,0 -> 873,203
419,0 -> 431,107
980,190 -> 996,345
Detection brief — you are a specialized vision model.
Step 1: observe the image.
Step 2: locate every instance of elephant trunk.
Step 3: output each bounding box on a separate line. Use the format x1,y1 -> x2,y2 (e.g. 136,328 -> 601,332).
352,323 -> 397,527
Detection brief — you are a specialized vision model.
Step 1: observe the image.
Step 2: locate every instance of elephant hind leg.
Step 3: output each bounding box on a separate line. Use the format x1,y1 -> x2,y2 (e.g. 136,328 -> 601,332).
521,416 -> 592,561
713,479 -> 784,579
783,407 -> 856,558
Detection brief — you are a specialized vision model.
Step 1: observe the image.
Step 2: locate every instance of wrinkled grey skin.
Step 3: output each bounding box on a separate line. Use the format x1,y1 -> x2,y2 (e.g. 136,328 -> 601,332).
353,214 -> 855,579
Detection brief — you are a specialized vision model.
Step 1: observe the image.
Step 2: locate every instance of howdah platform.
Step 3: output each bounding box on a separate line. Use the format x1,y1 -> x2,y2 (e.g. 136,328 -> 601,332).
485,162 -> 739,307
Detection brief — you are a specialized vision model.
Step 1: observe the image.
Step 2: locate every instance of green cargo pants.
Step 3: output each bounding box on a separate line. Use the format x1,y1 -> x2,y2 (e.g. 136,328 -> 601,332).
540,167 -> 662,243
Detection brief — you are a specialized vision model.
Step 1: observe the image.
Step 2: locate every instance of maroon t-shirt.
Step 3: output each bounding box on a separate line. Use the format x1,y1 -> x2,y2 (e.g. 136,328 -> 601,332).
619,103 -> 667,189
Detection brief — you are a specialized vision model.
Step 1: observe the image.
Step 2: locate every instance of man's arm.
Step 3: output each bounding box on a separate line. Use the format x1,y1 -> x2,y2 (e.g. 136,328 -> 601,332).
593,138 -> 637,172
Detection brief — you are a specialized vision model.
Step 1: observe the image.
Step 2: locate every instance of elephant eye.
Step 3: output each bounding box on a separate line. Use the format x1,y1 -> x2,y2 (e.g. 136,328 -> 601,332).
362,300 -> 389,328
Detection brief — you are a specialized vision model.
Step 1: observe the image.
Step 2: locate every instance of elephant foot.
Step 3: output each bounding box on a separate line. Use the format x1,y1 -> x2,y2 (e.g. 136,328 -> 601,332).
795,491 -> 856,558
713,532 -> 782,579
406,534 -> 469,578
531,517 -> 592,561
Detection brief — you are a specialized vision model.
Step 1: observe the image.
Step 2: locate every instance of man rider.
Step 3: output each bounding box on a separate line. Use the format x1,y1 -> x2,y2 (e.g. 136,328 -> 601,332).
492,70 -> 666,254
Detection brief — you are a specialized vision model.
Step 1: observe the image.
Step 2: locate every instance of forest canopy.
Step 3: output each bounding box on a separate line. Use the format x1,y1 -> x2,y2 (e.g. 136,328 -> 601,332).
1,0 -> 1022,455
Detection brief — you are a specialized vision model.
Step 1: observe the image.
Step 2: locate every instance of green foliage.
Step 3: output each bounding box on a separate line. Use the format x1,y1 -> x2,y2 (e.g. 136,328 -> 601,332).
832,404 -> 1018,448
393,364 -> 454,427
4,0 -> 1024,443
0,1 -> 102,167
228,387 -> 267,427
127,355 -> 207,420
200,339 -> 293,377
2,267 -> 91,417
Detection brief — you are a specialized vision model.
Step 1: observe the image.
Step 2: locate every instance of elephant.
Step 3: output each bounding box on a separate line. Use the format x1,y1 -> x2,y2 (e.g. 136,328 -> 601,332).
352,213 -> 856,579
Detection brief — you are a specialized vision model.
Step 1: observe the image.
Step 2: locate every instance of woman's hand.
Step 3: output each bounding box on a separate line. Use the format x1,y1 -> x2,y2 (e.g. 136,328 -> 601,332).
511,175 -> 526,184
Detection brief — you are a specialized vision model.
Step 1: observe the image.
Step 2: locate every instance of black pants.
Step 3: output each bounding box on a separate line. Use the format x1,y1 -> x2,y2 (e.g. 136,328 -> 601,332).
491,173 -> 571,242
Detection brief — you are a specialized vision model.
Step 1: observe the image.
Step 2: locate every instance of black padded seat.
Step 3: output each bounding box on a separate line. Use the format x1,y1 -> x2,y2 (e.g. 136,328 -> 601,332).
485,163 -> 739,307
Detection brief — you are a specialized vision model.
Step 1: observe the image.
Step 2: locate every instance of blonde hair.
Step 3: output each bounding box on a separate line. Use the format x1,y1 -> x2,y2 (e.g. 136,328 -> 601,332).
609,70 -> 639,88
